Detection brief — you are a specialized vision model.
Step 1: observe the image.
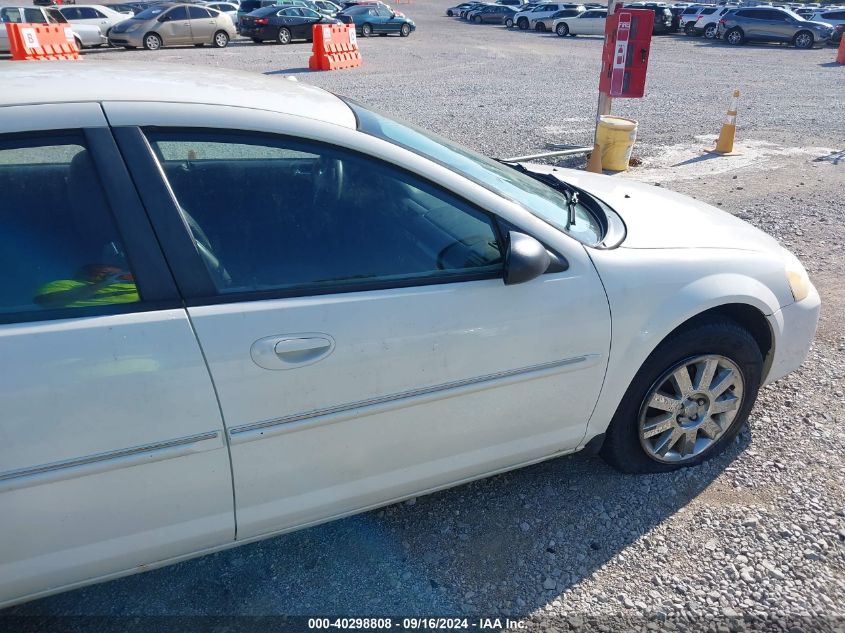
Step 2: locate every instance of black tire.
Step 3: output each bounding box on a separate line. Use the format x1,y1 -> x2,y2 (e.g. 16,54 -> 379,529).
601,318 -> 763,474
556,22 -> 569,36
400,22 -> 411,36
517,16 -> 528,29
704,23 -> 717,39
361,22 -> 373,36
505,17 -> 513,27
725,27 -> 744,45
535,21 -> 545,31
793,29 -> 814,49
277,26 -> 291,44
684,22 -> 695,35
212,30 -> 229,48
446,9 -> 453,16
142,32 -> 162,50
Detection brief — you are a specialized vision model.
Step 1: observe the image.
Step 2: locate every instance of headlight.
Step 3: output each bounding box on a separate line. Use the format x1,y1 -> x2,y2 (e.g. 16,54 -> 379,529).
783,248 -> 811,302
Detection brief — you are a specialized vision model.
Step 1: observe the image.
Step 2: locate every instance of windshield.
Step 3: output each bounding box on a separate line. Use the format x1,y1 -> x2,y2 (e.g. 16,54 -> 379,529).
134,5 -> 167,18
344,99 -> 605,246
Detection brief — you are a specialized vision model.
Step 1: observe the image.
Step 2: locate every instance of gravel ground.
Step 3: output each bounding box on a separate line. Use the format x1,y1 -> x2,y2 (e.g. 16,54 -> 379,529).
2,3 -> 845,631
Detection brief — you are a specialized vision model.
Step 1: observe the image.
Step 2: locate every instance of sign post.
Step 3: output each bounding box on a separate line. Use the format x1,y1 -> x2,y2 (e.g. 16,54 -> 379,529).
586,2 -> 653,173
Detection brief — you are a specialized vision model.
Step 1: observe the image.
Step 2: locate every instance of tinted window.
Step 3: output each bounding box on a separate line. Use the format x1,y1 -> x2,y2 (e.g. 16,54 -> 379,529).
80,7 -> 104,18
826,11 -> 845,18
0,135 -> 139,318
134,5 -> 167,18
60,7 -> 82,19
240,0 -> 261,10
147,132 -> 503,296
188,6 -> 212,17
301,7 -> 321,16
166,6 -> 190,19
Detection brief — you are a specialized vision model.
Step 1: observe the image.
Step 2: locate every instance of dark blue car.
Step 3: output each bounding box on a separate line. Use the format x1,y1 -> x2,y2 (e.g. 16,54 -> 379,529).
338,4 -> 415,36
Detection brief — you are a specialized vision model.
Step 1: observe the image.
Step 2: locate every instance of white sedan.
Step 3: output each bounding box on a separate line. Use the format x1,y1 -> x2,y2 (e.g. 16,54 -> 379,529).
0,62 -> 819,608
57,4 -> 134,37
553,8 -> 607,35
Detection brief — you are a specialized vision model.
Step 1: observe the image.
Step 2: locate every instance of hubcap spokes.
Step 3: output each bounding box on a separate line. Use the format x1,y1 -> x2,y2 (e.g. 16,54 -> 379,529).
639,355 -> 744,463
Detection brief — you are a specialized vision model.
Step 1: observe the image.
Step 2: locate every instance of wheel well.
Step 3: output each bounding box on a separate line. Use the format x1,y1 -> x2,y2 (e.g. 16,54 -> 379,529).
669,304 -> 774,379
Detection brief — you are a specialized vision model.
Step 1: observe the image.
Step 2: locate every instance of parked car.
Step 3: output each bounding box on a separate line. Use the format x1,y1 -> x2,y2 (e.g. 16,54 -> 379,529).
511,2 -> 571,28
240,5 -> 337,42
446,2 -> 475,16
337,3 -> 414,35
462,2 -> 495,18
679,3 -> 704,31
312,0 -> 342,15
627,2 -> 675,33
810,7 -> 845,38
0,61 -> 819,608
57,4 -> 134,37
107,3 -> 236,49
717,6 -> 833,46
528,1 -> 582,29
470,4 -> 519,23
549,6 -> 585,32
202,1 -> 240,23
0,5 -> 107,49
552,7 -> 607,34
695,5 -> 738,37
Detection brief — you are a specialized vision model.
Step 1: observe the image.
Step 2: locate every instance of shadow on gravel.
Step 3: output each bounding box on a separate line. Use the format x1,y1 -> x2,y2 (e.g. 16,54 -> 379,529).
264,68 -> 314,75
813,149 -> 845,164
2,427 -> 750,620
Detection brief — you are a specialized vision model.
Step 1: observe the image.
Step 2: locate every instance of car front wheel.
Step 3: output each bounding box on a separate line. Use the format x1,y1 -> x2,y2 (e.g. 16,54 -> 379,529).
361,23 -> 373,36
793,30 -> 814,48
505,17 -> 513,27
143,32 -> 162,50
517,17 -> 528,29
601,318 -> 762,473
400,22 -> 411,36
556,22 -> 569,36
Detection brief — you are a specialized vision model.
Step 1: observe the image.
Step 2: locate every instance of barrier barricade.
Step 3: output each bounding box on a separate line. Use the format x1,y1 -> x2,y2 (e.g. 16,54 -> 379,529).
5,22 -> 79,61
309,24 -> 361,71
837,33 -> 845,65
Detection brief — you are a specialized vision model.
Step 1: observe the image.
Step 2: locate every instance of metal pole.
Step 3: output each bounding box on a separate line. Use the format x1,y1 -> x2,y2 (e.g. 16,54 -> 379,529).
586,0 -> 623,173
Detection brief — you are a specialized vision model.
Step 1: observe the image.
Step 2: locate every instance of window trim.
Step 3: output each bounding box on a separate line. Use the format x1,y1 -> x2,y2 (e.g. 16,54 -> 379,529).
119,126 -> 509,307
0,128 -> 180,325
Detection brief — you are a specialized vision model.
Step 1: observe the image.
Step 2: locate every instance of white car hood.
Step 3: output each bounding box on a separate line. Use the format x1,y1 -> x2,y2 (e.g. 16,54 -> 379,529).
531,166 -> 781,252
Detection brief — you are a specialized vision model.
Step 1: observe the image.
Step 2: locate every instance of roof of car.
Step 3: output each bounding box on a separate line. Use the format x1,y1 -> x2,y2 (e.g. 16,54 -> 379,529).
0,63 -> 358,129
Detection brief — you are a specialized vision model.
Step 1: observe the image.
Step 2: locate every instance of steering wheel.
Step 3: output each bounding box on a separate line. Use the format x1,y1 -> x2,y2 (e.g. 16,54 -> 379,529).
312,155 -> 344,208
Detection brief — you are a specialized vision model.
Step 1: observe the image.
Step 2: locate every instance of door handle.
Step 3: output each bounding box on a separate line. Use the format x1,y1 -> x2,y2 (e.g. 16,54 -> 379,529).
250,333 -> 335,370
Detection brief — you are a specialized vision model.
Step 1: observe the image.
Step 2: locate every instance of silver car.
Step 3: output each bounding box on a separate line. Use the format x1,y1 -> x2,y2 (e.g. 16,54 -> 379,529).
108,2 -> 236,50
0,5 -> 107,50
717,6 -> 832,47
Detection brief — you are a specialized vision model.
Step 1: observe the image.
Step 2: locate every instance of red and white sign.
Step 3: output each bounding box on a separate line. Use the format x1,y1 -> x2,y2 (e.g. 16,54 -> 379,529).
609,12 -> 631,97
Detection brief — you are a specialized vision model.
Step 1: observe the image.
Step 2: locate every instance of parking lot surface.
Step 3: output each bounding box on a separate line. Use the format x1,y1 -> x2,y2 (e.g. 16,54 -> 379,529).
2,2 -> 845,630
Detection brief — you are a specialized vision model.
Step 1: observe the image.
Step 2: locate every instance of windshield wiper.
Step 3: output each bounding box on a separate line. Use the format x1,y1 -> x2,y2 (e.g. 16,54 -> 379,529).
496,159 -> 580,228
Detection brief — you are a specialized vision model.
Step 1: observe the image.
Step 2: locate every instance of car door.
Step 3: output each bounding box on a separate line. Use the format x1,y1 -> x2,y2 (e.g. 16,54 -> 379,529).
157,5 -> 192,44
186,5 -> 216,42
375,6 -> 397,31
0,106 -> 234,607
297,7 -> 323,36
113,115 -> 611,542
572,10 -> 595,33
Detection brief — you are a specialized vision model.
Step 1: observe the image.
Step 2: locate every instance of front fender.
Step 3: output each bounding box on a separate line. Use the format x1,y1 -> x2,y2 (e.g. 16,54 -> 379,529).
580,247 -> 790,443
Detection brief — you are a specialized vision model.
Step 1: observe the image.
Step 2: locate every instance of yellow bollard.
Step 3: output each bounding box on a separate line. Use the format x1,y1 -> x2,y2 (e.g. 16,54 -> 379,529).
713,89 -> 741,155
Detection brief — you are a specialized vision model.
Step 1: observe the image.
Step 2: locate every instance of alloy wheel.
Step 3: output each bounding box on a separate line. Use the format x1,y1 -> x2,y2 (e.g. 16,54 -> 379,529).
638,355 -> 744,464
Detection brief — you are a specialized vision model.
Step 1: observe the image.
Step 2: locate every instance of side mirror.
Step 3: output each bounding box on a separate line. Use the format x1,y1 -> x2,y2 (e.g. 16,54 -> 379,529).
503,231 -> 551,285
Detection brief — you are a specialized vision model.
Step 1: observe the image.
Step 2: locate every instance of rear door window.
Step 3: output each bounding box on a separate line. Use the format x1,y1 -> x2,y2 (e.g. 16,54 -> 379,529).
0,134 -> 141,320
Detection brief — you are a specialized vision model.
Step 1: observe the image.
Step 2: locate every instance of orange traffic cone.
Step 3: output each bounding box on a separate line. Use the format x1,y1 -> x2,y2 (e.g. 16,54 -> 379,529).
711,89 -> 742,156
837,32 -> 845,64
